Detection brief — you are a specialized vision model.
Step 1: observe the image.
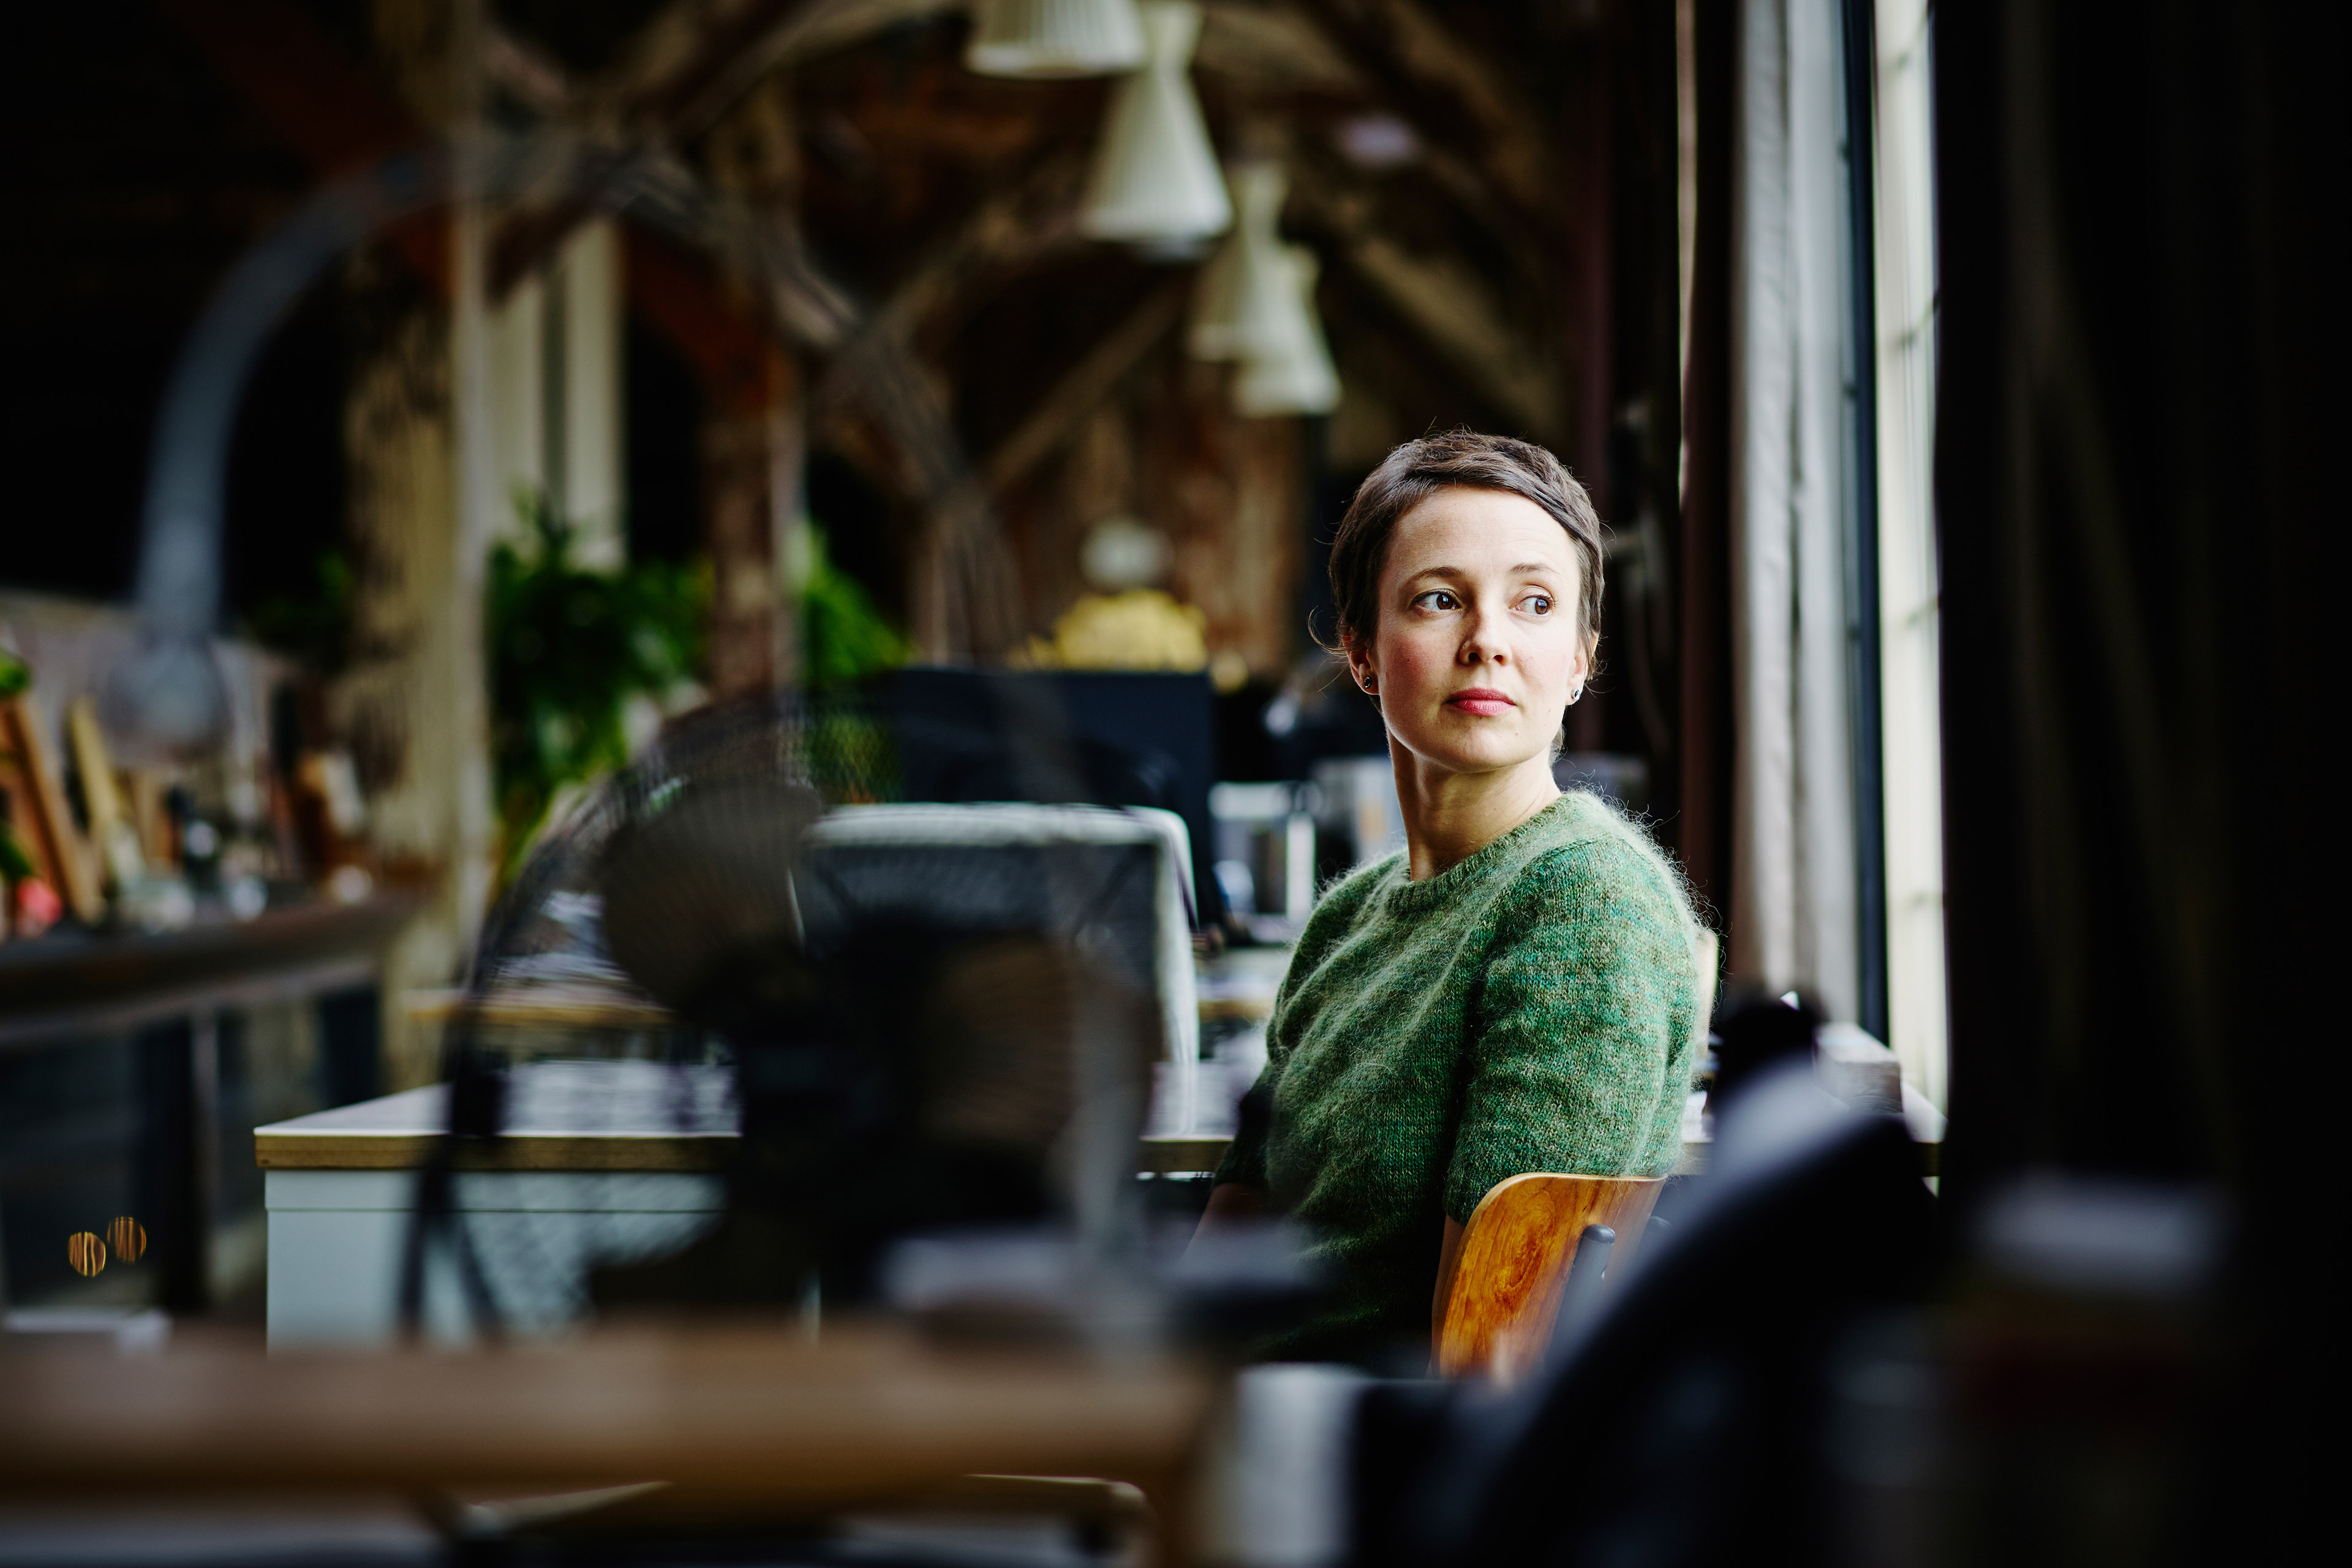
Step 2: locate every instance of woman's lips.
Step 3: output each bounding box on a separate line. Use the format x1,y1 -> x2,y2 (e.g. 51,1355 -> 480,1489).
1445,687 -> 1516,717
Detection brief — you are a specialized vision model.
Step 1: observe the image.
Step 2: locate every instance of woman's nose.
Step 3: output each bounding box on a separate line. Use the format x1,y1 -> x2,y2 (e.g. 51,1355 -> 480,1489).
1460,608 -> 1510,664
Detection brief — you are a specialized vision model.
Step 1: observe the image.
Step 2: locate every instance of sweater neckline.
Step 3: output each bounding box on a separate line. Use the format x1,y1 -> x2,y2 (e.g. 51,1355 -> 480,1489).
1381,792 -> 1583,910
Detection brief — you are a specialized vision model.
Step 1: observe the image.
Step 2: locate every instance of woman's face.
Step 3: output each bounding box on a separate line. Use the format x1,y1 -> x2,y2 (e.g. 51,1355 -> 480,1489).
1348,487 -> 1593,780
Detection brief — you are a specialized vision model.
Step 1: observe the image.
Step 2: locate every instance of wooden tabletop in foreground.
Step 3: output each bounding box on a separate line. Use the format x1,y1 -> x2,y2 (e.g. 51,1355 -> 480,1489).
0,1327 -> 1216,1508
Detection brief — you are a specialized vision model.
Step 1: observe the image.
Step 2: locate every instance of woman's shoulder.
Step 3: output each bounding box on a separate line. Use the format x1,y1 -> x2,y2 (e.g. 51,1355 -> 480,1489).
1508,793 -> 1696,930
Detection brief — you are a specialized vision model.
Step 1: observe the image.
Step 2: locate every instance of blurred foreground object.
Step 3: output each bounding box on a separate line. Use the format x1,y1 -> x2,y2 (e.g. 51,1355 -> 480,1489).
1346,1057 -> 1933,1566
407,697 -> 1221,1348
1914,1176 -> 2220,1568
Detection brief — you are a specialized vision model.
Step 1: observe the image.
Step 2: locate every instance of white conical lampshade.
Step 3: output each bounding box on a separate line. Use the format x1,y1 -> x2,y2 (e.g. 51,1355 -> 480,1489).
1189,162 -> 1283,360
1186,225 -> 1244,359
1234,244 -> 1340,417
967,0 -> 1146,77
1078,2 -> 1231,246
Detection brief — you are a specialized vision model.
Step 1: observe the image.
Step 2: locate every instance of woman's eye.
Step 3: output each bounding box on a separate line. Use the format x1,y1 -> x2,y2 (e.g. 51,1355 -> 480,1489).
1523,594 -> 1552,614
1415,590 -> 1459,611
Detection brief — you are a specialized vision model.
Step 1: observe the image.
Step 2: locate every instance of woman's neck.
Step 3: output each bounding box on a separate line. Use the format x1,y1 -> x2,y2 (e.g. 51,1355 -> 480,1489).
1392,744 -> 1561,881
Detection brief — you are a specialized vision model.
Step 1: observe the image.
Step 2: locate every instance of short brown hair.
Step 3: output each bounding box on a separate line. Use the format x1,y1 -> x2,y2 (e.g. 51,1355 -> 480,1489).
1327,431 -> 1605,654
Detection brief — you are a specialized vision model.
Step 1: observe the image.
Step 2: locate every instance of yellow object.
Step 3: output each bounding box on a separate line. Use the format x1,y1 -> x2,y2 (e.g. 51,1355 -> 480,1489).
1018,590 -> 1208,672
67,697 -> 144,891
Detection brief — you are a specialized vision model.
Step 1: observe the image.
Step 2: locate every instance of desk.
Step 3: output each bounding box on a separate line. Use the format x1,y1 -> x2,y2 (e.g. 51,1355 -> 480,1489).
260,1061 -> 1244,1344
258,1060 -> 733,1345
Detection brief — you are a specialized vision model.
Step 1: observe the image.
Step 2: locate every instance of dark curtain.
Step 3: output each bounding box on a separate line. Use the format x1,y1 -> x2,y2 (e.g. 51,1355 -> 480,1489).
1676,0 -> 1738,922
1934,0 -> 2339,1521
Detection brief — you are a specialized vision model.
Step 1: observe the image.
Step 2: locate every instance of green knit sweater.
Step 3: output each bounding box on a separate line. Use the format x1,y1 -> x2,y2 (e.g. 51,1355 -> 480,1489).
1216,790 -> 1704,1362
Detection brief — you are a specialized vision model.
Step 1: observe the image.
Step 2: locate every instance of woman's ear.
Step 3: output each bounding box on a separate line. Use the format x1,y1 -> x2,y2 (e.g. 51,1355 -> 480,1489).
1343,633 -> 1381,698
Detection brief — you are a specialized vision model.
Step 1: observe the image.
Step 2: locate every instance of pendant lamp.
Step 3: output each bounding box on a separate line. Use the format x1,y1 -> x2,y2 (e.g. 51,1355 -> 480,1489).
967,0 -> 1146,77
1078,2 -> 1231,247
1234,245 -> 1340,417
1186,217 -> 1245,360
1190,164 -> 1340,415
1187,162 -> 1277,361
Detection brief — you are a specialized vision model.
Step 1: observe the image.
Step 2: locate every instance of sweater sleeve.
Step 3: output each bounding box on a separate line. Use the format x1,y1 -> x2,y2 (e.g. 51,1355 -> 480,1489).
1213,961 -> 1309,1190
1209,854 -> 1393,1193
1213,1078 -> 1274,1189
1442,837 -> 1694,1221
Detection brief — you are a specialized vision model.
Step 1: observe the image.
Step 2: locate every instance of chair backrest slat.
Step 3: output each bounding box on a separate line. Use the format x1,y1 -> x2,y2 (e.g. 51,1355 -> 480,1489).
1434,1172 -> 1665,1382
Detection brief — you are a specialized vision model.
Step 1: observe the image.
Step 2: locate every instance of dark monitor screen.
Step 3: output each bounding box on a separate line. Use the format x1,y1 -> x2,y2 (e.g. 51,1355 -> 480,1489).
864,667 -> 1218,922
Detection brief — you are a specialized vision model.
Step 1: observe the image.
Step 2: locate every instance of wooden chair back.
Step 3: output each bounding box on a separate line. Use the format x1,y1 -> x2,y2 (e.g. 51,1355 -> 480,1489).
1434,1172 -> 1665,1383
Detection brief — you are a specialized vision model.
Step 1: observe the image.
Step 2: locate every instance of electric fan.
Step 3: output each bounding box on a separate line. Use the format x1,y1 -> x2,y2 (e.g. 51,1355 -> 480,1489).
401,692 -> 1187,1338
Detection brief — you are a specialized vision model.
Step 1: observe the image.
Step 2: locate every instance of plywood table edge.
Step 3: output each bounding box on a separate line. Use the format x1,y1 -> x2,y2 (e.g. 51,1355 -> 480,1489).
400,987 -> 679,1028
1667,1136 -> 1940,1178
1137,1135 -> 1231,1175
256,1132 -> 737,1171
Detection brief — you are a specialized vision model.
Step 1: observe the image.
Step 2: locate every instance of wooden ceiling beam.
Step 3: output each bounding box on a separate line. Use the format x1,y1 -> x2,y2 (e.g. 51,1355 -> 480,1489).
1289,179 -> 1561,441
624,228 -> 780,415
151,0 -> 448,292
1197,3 -> 1363,90
983,280 -> 1190,496
568,0 -> 802,141
1286,0 -> 1555,230
809,148 -> 1090,425
487,0 -> 805,297
483,24 -> 575,118
160,0 -> 785,437
488,0 -> 959,296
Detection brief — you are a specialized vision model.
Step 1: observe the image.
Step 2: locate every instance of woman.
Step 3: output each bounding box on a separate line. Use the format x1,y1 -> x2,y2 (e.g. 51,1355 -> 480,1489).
1204,431 -> 1705,1365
